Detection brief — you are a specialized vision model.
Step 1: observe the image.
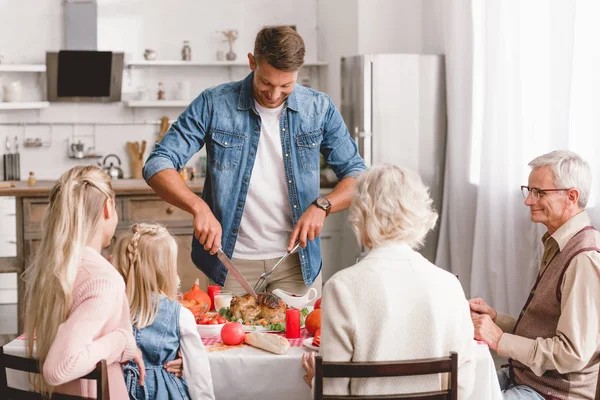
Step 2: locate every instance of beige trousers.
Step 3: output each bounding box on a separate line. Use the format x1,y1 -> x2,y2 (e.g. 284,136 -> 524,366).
223,253 -> 322,297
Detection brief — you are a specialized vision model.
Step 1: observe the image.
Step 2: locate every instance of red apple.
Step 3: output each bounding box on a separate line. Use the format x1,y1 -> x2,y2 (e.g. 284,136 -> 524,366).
314,297 -> 322,309
221,322 -> 245,345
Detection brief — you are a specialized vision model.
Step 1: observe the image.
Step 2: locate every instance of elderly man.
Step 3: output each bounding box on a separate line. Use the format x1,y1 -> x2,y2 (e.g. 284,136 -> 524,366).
143,26 -> 366,294
470,150 -> 600,400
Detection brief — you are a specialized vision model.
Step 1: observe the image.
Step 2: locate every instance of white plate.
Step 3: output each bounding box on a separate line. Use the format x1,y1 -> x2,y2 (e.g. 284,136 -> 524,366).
196,323 -> 226,337
303,338 -> 319,351
241,318 -> 307,333
242,325 -> 283,333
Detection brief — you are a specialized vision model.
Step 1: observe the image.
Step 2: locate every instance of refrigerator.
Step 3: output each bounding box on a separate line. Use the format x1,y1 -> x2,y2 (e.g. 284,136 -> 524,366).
340,54 -> 447,264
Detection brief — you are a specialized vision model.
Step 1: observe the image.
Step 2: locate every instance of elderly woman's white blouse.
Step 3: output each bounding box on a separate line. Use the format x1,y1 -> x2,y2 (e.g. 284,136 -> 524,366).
319,241 -> 476,397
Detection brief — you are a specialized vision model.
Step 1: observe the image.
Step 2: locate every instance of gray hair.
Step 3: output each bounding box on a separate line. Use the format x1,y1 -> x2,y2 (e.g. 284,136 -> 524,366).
349,164 -> 438,250
528,150 -> 592,208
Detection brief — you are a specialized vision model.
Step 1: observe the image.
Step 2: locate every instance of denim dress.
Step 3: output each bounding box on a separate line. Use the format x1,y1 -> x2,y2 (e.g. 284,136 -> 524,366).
124,296 -> 190,400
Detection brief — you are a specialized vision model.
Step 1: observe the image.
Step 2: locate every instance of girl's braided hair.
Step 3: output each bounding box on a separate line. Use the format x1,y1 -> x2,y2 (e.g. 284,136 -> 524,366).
114,223 -> 179,328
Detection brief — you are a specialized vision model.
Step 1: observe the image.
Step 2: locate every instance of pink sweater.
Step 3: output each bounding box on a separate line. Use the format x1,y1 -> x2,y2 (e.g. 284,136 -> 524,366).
43,247 -> 137,399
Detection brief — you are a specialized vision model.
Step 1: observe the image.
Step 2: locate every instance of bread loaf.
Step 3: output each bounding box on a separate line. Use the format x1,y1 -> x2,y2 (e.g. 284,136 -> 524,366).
244,332 -> 290,355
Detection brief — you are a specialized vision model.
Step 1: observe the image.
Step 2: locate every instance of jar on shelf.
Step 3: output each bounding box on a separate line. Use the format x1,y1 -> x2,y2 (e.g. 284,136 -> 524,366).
157,82 -> 166,100
182,40 -> 192,61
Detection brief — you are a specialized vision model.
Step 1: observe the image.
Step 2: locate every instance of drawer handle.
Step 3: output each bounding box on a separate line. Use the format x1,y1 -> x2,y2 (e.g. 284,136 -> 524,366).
5,213 -> 16,217
166,207 -> 175,215
7,240 -> 17,244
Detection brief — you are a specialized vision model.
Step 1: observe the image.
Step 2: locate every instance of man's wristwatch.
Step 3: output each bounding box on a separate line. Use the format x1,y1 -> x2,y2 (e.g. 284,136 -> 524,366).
312,196 -> 331,216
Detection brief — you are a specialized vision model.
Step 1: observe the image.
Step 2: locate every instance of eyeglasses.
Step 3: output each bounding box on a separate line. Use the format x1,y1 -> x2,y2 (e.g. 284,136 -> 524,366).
520,186 -> 570,201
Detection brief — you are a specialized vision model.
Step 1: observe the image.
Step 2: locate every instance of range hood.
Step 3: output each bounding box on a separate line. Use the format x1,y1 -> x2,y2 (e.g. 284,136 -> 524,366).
46,0 -> 124,102
65,0 -> 98,51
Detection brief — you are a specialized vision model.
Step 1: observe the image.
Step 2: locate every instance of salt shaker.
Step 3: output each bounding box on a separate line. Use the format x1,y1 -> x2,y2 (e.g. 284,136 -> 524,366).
182,40 -> 192,61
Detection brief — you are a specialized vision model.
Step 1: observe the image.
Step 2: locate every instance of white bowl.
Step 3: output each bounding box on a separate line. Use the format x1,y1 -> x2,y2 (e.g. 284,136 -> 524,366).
197,323 -> 225,338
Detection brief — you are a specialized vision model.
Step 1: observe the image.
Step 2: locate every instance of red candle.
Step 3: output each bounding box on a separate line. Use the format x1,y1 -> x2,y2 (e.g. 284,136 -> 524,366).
207,285 -> 221,312
286,308 -> 301,339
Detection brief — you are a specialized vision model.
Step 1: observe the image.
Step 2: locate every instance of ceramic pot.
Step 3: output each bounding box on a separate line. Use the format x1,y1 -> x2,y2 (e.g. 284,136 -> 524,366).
3,81 -> 22,102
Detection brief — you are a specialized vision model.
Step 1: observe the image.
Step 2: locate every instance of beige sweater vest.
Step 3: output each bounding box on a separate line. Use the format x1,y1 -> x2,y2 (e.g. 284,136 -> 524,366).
510,226 -> 600,400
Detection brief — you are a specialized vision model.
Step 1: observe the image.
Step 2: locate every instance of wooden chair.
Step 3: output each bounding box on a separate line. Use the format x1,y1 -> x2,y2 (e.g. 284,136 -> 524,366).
314,352 -> 458,400
0,346 -> 109,400
595,360 -> 600,400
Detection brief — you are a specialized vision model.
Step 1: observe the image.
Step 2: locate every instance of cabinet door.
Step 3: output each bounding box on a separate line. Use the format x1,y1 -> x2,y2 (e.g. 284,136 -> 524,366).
174,234 -> 209,293
320,234 -> 342,283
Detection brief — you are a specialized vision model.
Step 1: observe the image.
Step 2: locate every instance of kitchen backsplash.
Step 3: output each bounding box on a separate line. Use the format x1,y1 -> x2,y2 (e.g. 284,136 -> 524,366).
0,121 -> 205,181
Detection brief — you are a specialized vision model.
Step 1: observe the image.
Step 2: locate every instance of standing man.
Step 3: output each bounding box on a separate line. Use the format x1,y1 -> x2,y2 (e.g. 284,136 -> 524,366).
143,26 -> 366,294
470,150 -> 600,399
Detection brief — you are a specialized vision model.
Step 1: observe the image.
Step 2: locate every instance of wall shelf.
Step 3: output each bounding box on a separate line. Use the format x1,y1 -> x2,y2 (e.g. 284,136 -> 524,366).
0,102 -> 49,110
125,60 -> 328,67
0,64 -> 46,72
125,100 -> 189,108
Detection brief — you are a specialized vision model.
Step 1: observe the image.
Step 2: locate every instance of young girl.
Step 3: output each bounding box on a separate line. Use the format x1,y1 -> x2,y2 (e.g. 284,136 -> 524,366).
113,223 -> 215,400
23,165 -> 145,399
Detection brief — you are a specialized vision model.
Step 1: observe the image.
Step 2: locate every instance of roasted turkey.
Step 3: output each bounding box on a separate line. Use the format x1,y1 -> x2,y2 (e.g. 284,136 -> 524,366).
230,293 -> 287,323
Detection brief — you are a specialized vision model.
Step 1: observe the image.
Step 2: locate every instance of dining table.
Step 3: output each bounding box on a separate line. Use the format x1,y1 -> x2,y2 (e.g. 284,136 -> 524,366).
3,330 -> 502,400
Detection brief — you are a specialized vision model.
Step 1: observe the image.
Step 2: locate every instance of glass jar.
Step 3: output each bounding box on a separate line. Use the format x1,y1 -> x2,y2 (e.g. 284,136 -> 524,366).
182,40 -> 192,61
157,82 -> 166,100
27,171 -> 36,187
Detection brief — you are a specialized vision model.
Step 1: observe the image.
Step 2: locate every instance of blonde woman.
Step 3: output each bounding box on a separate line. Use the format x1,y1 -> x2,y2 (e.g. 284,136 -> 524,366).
24,166 -> 145,399
113,223 -> 215,400
302,164 -> 477,397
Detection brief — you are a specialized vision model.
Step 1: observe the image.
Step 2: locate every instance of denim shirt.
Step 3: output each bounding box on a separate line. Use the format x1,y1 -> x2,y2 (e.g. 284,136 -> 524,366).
143,72 -> 366,286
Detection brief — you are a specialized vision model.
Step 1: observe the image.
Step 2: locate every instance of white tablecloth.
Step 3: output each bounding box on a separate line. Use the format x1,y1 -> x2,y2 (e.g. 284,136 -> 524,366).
4,339 -> 501,400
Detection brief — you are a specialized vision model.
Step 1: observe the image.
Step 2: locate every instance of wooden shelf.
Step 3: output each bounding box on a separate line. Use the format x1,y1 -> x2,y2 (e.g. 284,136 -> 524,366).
125,60 -> 327,67
125,100 -> 189,108
0,64 -> 46,72
126,60 -> 246,67
0,102 -> 49,110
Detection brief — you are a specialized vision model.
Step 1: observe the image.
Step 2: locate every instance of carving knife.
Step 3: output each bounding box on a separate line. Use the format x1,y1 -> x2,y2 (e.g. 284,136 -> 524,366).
216,249 -> 259,299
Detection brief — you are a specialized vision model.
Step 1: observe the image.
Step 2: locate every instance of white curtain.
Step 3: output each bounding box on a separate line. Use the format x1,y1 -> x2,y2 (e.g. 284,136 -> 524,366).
436,0 -> 600,317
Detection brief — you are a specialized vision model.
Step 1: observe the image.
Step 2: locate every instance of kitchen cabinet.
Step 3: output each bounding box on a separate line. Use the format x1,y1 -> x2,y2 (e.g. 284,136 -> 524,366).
0,179 -> 206,331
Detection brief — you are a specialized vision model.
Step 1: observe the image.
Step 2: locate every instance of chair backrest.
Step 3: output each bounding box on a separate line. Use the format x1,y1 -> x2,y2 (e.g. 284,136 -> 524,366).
0,346 -> 109,400
314,352 -> 458,400
595,360 -> 600,400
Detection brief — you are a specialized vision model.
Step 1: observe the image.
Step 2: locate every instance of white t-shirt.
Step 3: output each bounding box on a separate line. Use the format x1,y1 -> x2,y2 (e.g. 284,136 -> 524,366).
233,101 -> 293,259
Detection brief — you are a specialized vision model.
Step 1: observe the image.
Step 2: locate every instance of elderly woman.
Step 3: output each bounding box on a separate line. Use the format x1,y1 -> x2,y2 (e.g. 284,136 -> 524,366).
303,164 -> 476,397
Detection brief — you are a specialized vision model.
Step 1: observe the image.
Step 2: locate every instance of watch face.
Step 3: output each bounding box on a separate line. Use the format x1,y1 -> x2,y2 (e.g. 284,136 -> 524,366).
317,197 -> 330,209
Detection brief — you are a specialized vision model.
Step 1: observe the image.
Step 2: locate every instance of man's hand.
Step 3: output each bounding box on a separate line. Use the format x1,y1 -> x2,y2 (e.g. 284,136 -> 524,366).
288,205 -> 326,250
193,203 -> 222,255
164,351 -> 183,377
469,297 -> 498,321
133,348 -> 146,386
472,313 -> 503,351
302,352 -> 316,388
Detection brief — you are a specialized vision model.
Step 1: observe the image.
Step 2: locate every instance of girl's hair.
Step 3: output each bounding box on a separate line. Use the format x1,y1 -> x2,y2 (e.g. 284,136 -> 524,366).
113,223 -> 179,329
23,165 -> 115,396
